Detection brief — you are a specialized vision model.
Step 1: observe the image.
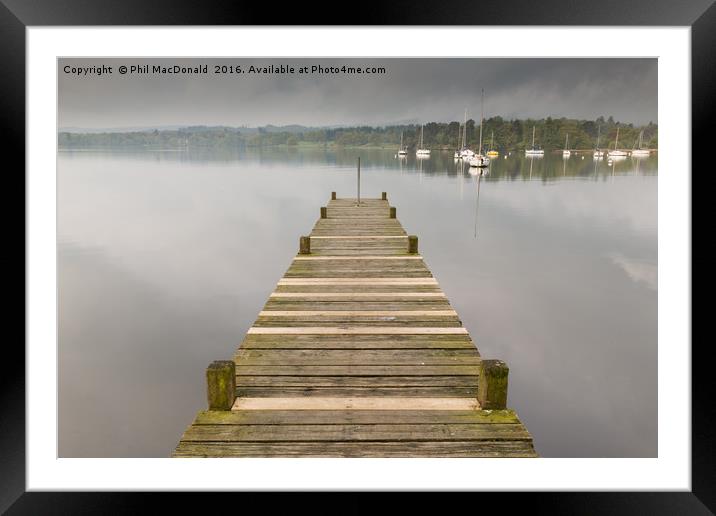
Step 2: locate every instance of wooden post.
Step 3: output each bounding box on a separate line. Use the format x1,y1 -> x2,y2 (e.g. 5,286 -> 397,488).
299,236 -> 310,254
320,206 -> 327,219
389,206 -> 396,219
382,192 -> 387,200
331,191 -> 337,200
477,359 -> 509,409
206,360 -> 236,411
408,235 -> 418,254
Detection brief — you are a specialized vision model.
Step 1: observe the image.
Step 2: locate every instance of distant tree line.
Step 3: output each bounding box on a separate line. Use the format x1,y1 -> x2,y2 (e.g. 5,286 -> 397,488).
58,116 -> 657,151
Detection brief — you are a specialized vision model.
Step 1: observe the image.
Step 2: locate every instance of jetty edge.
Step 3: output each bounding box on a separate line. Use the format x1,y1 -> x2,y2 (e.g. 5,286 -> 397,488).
172,192 -> 537,458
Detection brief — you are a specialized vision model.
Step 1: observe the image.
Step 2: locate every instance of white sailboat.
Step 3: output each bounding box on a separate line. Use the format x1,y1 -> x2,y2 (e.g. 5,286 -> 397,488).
525,125 -> 544,156
416,125 -> 431,157
562,133 -> 571,157
398,131 -> 407,156
469,89 -> 490,168
593,125 -> 604,159
631,130 -> 650,156
608,127 -> 628,158
459,109 -> 475,159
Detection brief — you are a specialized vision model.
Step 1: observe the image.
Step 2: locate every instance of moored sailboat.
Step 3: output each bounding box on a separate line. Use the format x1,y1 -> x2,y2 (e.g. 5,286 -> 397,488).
416,125 -> 431,157
486,131 -> 499,157
525,125 -> 544,156
631,130 -> 650,156
607,127 -> 628,158
562,133 -> 571,157
398,131 -> 407,156
593,125 -> 604,159
469,89 -> 490,168
458,109 -> 475,159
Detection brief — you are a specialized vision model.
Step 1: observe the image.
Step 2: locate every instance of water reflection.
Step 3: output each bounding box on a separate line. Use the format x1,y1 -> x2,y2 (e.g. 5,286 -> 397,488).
58,147 -> 657,458
59,147 -> 658,181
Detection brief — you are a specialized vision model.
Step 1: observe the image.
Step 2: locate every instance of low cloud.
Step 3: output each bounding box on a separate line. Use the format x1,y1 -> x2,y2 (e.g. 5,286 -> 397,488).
608,253 -> 658,290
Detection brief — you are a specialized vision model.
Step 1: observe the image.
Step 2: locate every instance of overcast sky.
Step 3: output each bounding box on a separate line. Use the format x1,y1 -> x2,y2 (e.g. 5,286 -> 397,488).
59,58 -> 657,130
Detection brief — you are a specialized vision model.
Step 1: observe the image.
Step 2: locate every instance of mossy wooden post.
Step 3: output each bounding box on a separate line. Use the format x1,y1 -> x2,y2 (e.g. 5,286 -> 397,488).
390,206 -> 396,219
331,191 -> 337,200
477,359 -> 509,409
320,206 -> 327,219
408,235 -> 418,254
206,360 -> 236,411
299,236 -> 310,255
381,192 -> 387,200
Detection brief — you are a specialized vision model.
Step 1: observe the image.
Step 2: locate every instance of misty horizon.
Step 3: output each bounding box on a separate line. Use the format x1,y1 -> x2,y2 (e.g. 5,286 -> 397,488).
59,114 -> 657,135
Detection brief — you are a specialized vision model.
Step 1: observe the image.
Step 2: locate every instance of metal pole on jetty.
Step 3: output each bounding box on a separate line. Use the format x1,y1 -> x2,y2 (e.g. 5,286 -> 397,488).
356,157 -> 361,206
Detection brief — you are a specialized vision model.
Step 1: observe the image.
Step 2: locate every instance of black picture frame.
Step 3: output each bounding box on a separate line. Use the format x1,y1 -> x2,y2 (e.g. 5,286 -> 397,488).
5,0 -> 711,512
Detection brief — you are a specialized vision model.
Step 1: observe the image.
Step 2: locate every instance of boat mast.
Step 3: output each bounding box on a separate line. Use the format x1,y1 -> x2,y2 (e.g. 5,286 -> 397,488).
596,125 -> 601,150
490,131 -> 494,152
614,127 -> 619,150
565,133 -> 569,150
420,125 -> 424,148
531,125 -> 536,149
464,109 -> 468,149
478,89 -> 484,155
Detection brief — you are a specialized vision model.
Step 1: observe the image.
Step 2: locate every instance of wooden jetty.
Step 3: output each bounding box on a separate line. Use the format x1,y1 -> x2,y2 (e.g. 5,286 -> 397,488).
173,192 -> 537,457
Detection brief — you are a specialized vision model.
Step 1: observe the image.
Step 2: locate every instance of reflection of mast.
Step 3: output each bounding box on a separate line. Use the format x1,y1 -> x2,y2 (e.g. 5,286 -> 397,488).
593,156 -> 598,180
459,159 -> 464,200
563,155 -> 566,177
474,171 -> 482,238
529,156 -> 534,179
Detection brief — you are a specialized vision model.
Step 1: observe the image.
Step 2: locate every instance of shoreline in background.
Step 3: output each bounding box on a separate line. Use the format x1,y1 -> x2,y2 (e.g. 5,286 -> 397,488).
57,116 -> 658,154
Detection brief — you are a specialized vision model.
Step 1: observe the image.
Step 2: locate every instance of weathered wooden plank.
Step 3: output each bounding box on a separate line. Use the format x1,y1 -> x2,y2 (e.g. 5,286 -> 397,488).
252,319 -> 463,328
263,302 -> 454,311
235,375 -> 477,387
235,387 -> 478,397
309,249 -> 412,256
247,327 -> 469,335
231,396 -> 480,411
277,278 -> 438,285
283,271 -> 434,278
191,409 -> 521,425
310,236 -> 409,240
240,341 -> 474,350
258,310 -> 458,317
234,349 -> 480,365
293,256 -> 423,260
172,441 -> 538,458
234,365 -> 481,376
273,284 -> 444,293
269,292 -> 445,298
181,423 -> 531,442
240,334 -> 476,349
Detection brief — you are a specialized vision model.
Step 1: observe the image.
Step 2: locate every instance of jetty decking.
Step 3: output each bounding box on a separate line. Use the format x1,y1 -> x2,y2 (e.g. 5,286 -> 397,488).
173,193 -> 537,457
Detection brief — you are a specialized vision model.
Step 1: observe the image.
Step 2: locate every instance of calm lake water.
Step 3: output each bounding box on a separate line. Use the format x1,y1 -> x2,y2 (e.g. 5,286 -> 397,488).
58,147 -> 657,458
